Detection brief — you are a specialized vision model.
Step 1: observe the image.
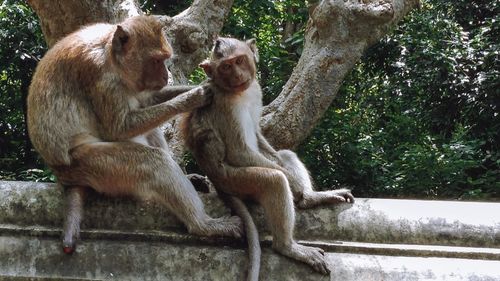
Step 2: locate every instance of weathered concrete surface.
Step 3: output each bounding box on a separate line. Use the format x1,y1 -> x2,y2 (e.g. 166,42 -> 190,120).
1,235 -> 500,281
1,181 -> 499,247
1,180 -> 500,280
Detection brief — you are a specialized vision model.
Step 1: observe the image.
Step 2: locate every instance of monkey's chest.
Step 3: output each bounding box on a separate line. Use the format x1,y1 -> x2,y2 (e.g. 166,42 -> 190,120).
231,103 -> 260,151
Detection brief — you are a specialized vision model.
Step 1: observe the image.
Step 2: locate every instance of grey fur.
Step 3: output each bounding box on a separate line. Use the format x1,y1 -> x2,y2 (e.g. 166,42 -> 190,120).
184,37 -> 355,277
27,16 -> 243,253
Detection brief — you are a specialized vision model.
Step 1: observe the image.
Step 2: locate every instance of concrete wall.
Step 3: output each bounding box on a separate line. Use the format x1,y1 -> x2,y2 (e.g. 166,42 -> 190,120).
1,181 -> 499,280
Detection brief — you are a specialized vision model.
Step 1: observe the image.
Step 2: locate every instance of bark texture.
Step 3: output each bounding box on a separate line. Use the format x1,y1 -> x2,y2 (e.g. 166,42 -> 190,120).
27,0 -> 419,157
261,0 -> 420,149
27,0 -> 233,84
26,0 -> 142,48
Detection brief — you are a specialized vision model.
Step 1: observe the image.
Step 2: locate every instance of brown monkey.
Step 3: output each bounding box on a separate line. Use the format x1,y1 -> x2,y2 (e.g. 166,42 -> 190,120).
27,16 -> 243,254
183,37 -> 355,276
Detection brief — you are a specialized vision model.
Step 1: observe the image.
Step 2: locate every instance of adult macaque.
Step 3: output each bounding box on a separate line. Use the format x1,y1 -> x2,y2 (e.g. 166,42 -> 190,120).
27,16 -> 242,254
183,37 -> 355,276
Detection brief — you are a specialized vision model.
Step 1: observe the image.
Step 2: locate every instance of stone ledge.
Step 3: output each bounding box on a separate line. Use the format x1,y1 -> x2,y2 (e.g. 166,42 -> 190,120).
1,181 -> 499,247
1,235 -> 500,281
1,180 -> 500,280
2,223 -> 499,261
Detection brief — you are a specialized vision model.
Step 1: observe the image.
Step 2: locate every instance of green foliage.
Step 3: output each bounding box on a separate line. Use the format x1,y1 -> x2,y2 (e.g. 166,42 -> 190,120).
0,0 -> 48,181
299,0 -> 499,199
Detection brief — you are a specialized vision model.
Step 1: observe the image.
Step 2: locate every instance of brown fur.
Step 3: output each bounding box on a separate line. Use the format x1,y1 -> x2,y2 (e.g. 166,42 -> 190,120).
184,37 -> 355,276
27,16 -> 243,253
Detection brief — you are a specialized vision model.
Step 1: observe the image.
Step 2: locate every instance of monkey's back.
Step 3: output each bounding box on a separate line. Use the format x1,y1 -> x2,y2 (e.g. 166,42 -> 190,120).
27,24 -> 114,167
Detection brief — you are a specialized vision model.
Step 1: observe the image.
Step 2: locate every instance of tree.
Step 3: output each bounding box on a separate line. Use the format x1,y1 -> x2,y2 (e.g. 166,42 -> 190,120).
0,1 -> 46,180
298,0 -> 499,199
26,0 -> 420,158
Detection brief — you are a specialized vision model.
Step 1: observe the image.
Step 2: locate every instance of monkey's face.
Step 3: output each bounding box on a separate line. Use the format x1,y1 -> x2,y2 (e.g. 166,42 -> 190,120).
112,16 -> 172,92
214,53 -> 256,92
200,37 -> 259,93
140,36 -> 172,91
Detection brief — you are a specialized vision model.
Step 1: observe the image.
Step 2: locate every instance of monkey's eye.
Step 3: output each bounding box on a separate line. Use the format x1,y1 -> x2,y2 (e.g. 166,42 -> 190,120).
235,57 -> 244,65
221,63 -> 231,71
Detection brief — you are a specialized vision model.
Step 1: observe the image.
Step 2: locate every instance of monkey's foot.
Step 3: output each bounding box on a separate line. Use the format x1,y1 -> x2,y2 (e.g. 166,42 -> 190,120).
273,243 -> 330,275
297,188 -> 355,209
189,216 -> 244,238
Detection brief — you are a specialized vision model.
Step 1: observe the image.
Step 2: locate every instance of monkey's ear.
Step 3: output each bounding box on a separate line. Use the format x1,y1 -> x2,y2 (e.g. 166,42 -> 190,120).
199,59 -> 213,78
246,38 -> 259,63
112,25 -> 130,54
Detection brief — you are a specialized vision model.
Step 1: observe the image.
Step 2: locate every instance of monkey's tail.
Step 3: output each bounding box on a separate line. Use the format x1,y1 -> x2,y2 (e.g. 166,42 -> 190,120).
226,195 -> 261,281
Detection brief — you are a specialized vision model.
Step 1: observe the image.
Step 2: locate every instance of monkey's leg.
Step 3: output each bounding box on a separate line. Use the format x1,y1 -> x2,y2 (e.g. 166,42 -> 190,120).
145,128 -> 169,149
69,141 -> 243,238
146,128 -> 212,193
277,150 -> 354,209
61,185 -> 86,254
222,166 -> 329,275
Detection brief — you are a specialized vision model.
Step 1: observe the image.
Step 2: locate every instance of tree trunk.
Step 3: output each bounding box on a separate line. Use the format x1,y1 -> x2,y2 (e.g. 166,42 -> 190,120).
26,0 -> 141,48
27,0 -> 420,157
262,0 -> 420,149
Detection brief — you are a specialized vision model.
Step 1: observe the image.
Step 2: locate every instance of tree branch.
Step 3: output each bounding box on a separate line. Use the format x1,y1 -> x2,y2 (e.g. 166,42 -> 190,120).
262,0 -> 420,149
26,0 -> 141,47
161,0 -> 234,83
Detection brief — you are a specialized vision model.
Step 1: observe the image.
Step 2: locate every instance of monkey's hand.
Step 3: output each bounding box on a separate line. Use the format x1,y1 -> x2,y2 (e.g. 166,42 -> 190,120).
187,173 -> 214,193
162,86 -> 212,115
333,188 -> 355,203
181,86 -> 213,110
147,85 -> 198,105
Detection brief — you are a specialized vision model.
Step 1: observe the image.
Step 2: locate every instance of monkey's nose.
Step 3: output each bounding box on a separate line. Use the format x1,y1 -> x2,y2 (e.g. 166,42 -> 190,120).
236,73 -> 243,82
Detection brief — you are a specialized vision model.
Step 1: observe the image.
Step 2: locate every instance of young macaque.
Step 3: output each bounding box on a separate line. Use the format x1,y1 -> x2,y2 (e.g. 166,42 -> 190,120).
183,37 -> 355,276
27,16 -> 243,254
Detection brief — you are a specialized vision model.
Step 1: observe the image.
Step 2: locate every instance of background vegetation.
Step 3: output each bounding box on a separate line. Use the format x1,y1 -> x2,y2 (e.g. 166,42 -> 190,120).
0,0 -> 498,200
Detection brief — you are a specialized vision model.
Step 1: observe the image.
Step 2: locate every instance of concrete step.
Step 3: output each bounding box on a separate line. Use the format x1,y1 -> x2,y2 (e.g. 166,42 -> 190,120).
1,180 -> 499,280
1,234 -> 499,281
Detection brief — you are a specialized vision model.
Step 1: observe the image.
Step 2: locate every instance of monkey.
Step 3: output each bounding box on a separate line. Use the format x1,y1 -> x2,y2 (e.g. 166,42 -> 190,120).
183,37 -> 355,276
27,16 -> 243,254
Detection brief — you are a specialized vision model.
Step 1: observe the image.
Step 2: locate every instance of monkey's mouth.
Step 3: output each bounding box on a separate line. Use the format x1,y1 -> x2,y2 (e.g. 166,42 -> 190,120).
233,80 -> 250,89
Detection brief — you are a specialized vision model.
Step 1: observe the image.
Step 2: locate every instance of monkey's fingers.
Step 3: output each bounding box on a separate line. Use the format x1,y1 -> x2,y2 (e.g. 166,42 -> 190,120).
187,173 -> 212,193
334,188 -> 355,203
314,261 -> 330,275
345,193 -> 355,203
317,247 -> 325,255
331,195 -> 347,203
311,250 -> 330,275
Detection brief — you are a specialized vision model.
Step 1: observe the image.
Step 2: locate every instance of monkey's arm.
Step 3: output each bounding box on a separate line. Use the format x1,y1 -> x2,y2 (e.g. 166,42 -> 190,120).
195,129 -> 228,177
148,85 -> 198,105
97,87 -> 211,140
257,132 -> 281,161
